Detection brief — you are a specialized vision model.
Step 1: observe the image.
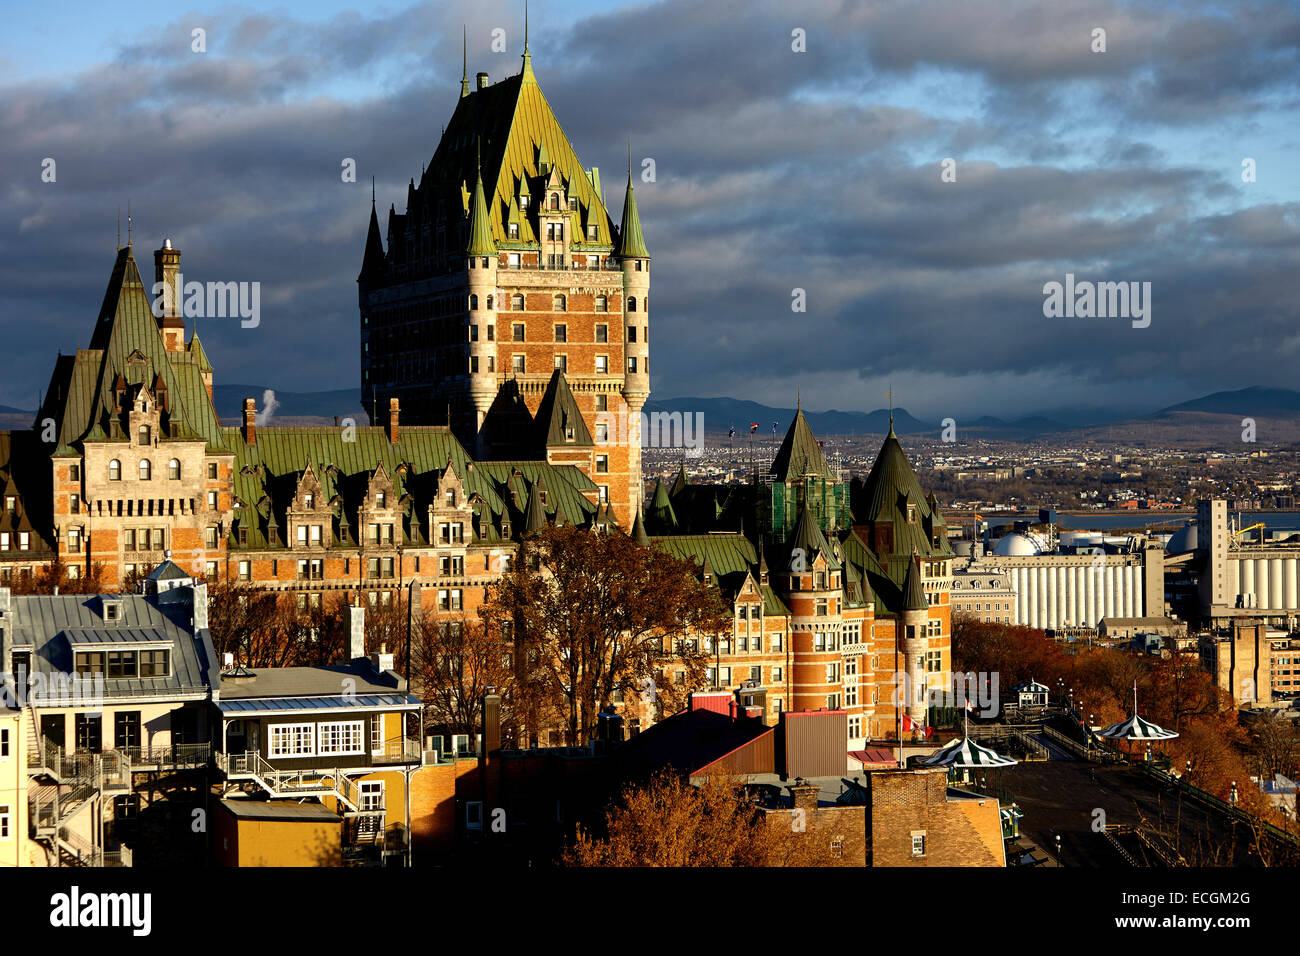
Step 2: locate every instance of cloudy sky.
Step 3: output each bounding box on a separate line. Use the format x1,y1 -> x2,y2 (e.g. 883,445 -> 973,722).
3,0 -> 1298,422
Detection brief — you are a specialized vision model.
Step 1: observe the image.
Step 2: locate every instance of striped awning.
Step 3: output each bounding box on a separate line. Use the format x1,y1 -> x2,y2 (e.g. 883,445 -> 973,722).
1099,714 -> 1178,741
921,737 -> 1018,768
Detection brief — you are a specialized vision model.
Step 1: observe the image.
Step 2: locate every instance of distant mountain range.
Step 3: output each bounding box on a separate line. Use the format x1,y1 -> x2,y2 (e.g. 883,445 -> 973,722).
2,385 -> 1295,443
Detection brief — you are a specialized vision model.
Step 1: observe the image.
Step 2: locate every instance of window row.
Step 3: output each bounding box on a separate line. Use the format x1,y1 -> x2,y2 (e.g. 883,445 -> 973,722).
268,721 -> 365,758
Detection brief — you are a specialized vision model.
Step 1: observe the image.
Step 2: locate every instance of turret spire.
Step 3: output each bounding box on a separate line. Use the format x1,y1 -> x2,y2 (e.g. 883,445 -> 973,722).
616,148 -> 649,260
466,138 -> 495,257
521,0 -> 535,81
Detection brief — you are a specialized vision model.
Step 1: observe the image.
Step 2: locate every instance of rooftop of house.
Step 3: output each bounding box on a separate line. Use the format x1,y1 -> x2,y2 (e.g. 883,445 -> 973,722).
0,587 -> 218,700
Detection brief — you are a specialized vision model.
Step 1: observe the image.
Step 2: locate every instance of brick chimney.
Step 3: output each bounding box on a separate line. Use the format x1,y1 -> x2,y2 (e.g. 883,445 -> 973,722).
242,398 -> 256,445
387,397 -> 400,444
482,689 -> 502,757
153,238 -> 185,351
788,778 -> 820,813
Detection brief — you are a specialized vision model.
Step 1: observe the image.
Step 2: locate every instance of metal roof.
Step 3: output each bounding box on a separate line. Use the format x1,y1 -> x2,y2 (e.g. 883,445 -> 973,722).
62,628 -> 176,646
218,692 -> 421,715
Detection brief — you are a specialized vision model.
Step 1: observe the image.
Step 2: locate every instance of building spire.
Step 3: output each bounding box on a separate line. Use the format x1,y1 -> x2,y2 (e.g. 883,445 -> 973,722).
116,205 -> 121,251
617,142 -> 648,259
126,199 -> 132,247
466,137 -> 495,257
460,25 -> 470,97
521,0 -> 535,81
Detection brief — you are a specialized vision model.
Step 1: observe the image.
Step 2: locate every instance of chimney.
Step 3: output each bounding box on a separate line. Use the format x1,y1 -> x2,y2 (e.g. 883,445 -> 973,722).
482,690 -> 502,757
788,778 -> 820,814
370,641 -> 395,675
191,582 -> 208,631
348,600 -> 365,659
387,397 -> 400,444
153,238 -> 185,351
477,71 -> 489,90
242,398 -> 257,445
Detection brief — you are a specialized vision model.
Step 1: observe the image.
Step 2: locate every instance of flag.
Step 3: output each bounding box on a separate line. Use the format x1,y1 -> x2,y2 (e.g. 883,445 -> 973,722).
750,422 -> 759,434
965,698 -> 975,713
728,424 -> 735,440
772,421 -> 778,435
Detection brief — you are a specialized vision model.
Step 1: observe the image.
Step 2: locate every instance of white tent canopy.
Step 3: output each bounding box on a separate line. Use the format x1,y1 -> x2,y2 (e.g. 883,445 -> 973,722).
922,737 -> 1019,768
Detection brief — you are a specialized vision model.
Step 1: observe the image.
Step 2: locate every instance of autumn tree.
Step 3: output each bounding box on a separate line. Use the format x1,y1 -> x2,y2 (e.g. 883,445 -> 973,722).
485,525 -> 724,746
9,557 -> 108,595
412,613 -> 521,743
563,770 -> 827,867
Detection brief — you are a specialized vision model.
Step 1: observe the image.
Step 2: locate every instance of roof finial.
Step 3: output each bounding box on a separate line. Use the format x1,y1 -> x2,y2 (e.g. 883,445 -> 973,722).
797,388 -> 801,413
887,384 -> 895,436
525,0 -> 529,53
520,1 -> 534,80
371,175 -> 376,207
117,205 -> 121,251
627,137 -> 632,184
461,25 -> 470,97
126,199 -> 132,247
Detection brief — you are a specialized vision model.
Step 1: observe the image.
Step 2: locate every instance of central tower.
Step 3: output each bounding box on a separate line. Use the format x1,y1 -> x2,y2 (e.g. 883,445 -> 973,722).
358,35 -> 649,526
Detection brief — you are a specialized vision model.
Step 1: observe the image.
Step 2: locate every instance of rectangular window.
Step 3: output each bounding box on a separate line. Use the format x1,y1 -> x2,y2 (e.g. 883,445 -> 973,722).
911,832 -> 926,857
0,728 -> 8,759
554,324 -> 567,343
269,724 -> 315,757
627,357 -> 637,373
595,355 -> 608,374
512,355 -> 526,373
208,462 -> 218,479
554,354 -> 567,372
595,324 -> 608,343
0,805 -> 9,840
239,560 -> 251,581
75,652 -> 105,676
317,721 -> 365,756
75,713 -> 103,753
594,393 -> 608,412
512,323 -> 525,342
140,649 -> 169,677
595,455 -> 608,474
108,651 -> 138,678
114,711 -> 141,750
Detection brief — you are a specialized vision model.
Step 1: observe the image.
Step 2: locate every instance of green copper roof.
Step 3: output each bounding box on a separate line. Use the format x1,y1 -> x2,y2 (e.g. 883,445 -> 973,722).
901,557 -> 927,611
854,431 -> 952,581
466,167 -> 496,257
616,174 -> 648,259
630,509 -> 650,546
790,504 -> 841,570
43,247 -> 228,454
523,476 -> 547,534
646,478 -> 678,533
187,332 -> 213,373
423,64 -> 616,248
771,408 -> 832,482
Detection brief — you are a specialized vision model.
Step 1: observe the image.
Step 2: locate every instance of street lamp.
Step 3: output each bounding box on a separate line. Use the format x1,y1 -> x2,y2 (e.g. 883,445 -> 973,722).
1054,833 -> 1062,867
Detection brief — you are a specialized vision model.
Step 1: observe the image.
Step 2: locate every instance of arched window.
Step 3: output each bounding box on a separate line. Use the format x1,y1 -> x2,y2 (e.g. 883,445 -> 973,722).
553,294 -> 566,312
469,294 -> 479,310
139,459 -> 152,481
138,425 -> 151,446
594,295 -> 607,312
628,297 -> 637,312
550,194 -> 559,210
109,460 -> 121,481
511,293 -> 524,310
168,459 -> 181,480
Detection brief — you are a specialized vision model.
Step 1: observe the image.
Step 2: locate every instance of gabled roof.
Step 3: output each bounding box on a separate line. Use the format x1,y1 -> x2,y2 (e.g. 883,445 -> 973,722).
790,505 -> 840,570
771,408 -> 832,482
534,369 -> 592,449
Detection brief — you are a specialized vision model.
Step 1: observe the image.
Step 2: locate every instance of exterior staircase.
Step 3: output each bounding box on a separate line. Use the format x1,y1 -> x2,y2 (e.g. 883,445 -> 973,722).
216,751 -> 360,811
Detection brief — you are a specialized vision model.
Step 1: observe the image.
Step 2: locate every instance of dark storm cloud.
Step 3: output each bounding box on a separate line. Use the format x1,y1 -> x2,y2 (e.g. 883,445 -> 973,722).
0,0 -> 1296,421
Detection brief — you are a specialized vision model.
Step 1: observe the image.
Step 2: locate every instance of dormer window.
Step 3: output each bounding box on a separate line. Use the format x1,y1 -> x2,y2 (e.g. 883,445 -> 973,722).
138,425 -> 151,445
907,504 -> 918,523
304,493 -> 314,509
509,223 -> 519,239
103,600 -> 122,623
519,194 -> 528,210
445,489 -> 456,507
375,492 -> 386,508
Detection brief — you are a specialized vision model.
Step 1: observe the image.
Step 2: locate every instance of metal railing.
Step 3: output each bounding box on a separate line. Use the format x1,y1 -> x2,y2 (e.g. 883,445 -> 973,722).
119,743 -> 211,769
218,750 -> 360,811
1141,765 -> 1300,847
1042,726 -> 1101,762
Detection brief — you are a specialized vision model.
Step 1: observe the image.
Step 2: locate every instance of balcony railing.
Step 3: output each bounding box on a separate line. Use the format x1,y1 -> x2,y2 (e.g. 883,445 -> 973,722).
373,738 -> 423,765
118,743 -> 211,769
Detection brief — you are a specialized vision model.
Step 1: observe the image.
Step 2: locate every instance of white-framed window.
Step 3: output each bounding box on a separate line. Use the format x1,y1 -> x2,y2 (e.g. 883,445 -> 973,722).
848,716 -> 861,738
317,721 -> 365,756
0,727 -> 9,759
911,831 -> 927,857
371,715 -> 384,755
269,723 -> 315,757
0,804 -> 9,840
595,355 -> 608,374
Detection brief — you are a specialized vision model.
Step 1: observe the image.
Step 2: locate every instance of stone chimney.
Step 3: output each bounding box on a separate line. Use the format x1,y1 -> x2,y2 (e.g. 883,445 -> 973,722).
153,238 -> 186,351
348,599 -> 365,660
387,397 -> 400,444
242,398 -> 257,445
788,778 -> 820,813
